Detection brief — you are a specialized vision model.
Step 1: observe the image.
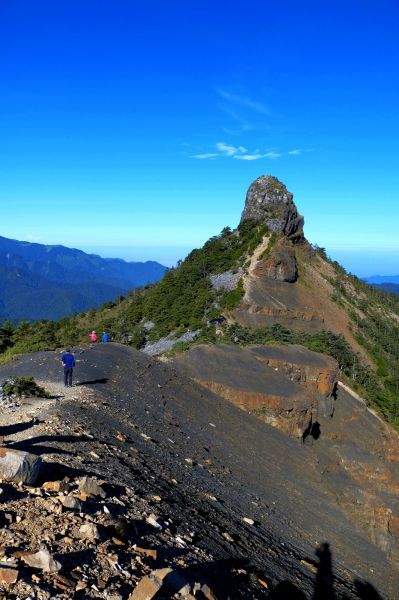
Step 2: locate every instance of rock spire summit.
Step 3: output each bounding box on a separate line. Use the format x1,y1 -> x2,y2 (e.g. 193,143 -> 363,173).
240,175 -> 304,241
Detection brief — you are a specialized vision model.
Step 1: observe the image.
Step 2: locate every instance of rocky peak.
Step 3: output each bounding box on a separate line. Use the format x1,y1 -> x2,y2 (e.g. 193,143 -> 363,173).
240,175 -> 304,241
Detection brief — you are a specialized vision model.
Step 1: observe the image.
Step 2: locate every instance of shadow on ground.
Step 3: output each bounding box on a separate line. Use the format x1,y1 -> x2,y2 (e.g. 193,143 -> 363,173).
268,543 -> 383,600
152,543 -> 384,600
75,378 -> 109,386
6,433 -> 97,456
0,420 -> 36,437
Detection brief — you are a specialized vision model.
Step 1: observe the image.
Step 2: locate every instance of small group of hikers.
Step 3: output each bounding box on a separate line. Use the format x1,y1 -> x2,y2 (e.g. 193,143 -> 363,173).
60,330 -> 109,387
89,330 -> 109,343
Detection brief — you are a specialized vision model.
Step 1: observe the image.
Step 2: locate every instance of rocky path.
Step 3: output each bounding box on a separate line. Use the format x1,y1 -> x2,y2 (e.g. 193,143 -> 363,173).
0,347 -> 278,599
0,344 -> 395,599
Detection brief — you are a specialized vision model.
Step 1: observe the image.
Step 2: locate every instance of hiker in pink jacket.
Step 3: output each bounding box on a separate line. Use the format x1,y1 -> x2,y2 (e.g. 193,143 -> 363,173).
89,330 -> 98,343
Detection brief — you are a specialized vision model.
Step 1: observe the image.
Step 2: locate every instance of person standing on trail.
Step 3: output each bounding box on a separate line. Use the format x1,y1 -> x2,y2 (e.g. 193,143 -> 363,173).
61,348 -> 75,387
89,331 -> 97,343
101,331 -> 109,343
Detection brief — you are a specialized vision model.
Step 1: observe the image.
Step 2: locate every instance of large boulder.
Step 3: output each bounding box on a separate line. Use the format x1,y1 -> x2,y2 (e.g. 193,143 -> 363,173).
0,447 -> 41,485
241,175 -> 304,241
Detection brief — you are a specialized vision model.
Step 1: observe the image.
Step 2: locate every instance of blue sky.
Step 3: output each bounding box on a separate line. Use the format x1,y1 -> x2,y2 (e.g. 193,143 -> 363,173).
1,0 -> 398,276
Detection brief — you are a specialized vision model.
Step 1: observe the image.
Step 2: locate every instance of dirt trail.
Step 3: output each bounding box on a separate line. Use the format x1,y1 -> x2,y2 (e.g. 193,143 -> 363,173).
242,234 -> 270,301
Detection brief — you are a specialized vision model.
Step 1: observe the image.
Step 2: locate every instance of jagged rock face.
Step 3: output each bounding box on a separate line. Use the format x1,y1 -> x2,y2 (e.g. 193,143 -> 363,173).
241,175 -> 304,241
250,345 -> 339,419
254,238 -> 298,282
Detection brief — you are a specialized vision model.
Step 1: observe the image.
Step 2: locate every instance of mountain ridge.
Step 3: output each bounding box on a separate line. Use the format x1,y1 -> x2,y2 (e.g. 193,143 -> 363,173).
365,274 -> 399,284
2,176 -> 398,428
1,176 -> 399,598
0,235 -> 167,322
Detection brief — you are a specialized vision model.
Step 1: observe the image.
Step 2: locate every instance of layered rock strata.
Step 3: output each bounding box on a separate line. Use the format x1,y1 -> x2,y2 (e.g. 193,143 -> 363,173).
172,344 -> 339,438
250,344 -> 339,418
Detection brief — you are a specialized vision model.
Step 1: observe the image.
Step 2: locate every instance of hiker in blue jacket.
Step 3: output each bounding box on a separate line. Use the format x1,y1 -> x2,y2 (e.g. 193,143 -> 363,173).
61,348 -> 75,387
101,331 -> 109,343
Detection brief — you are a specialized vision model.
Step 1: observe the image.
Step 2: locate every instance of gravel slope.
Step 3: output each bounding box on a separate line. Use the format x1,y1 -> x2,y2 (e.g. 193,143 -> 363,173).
0,343 -> 395,599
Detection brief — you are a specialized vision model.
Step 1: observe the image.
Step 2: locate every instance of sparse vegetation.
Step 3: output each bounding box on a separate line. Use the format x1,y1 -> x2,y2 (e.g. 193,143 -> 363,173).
220,279 -> 244,309
258,231 -> 280,261
0,220 -> 266,356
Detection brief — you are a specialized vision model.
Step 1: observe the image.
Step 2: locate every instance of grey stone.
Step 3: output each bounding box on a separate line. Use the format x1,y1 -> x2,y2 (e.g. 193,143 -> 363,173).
210,270 -> 242,291
142,330 -> 200,356
0,448 -> 41,485
61,496 -> 82,510
22,548 -> 61,573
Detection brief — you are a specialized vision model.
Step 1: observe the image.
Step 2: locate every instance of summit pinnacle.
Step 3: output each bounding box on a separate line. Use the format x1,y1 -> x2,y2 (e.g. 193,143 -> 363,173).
240,175 -> 304,241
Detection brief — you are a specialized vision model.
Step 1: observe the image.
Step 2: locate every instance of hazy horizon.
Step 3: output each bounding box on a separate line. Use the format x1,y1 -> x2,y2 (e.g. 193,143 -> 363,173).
79,243 -> 399,279
4,230 -> 398,278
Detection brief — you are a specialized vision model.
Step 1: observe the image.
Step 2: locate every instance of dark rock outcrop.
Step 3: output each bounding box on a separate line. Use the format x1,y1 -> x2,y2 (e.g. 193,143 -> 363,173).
240,175 -> 304,241
250,344 -> 338,395
250,344 -> 339,419
173,344 -> 340,435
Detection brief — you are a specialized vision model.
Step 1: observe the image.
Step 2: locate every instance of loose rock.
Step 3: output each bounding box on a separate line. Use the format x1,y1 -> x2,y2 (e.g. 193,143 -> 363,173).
0,448 -> 41,485
0,566 -> 18,585
79,522 -> 101,541
78,476 -> 106,498
61,495 -> 82,510
21,548 -> 61,573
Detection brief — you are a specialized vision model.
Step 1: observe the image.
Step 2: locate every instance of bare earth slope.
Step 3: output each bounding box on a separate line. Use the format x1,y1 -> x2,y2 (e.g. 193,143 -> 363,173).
1,343 -> 397,599
173,343 -> 399,587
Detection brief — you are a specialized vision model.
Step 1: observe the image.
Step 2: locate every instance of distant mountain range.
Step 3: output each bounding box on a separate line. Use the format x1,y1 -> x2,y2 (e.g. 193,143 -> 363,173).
0,235 -> 167,322
365,274 -> 399,284
374,283 -> 399,295
364,275 -> 399,296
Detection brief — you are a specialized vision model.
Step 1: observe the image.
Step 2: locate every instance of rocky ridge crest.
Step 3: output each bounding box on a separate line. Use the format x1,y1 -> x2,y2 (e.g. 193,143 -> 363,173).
240,175 -> 304,242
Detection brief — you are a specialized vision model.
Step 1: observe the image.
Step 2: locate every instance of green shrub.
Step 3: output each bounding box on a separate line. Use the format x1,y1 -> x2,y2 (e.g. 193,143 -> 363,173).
3,376 -> 50,398
129,327 -> 146,349
221,279 -> 244,309
170,340 -> 192,353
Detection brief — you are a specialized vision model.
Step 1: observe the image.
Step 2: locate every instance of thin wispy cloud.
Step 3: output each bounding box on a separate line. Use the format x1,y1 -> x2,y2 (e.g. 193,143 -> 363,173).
216,88 -> 270,115
288,148 -> 314,155
234,150 -> 281,161
216,142 -> 247,156
264,151 -> 281,159
234,154 -> 264,161
191,153 -> 219,159
190,143 -> 288,161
